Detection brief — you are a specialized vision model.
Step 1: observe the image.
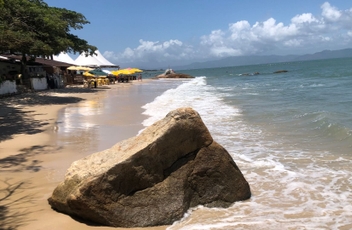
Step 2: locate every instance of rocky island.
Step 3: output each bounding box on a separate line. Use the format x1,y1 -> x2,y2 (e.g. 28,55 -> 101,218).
154,68 -> 194,79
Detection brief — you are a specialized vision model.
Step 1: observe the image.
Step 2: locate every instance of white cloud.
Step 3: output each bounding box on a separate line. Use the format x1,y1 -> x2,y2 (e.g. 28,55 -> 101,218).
321,2 -> 342,21
104,39 -> 197,68
106,2 -> 352,68
198,2 -> 352,57
200,30 -> 225,46
291,13 -> 318,24
284,39 -> 303,47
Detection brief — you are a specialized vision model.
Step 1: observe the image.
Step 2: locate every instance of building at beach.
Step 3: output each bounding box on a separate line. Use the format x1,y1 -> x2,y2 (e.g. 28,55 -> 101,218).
0,50 -> 118,95
0,54 -> 72,93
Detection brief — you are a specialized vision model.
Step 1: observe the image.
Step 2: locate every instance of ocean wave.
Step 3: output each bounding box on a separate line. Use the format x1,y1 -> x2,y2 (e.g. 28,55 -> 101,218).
296,111 -> 352,142
141,77 -> 242,127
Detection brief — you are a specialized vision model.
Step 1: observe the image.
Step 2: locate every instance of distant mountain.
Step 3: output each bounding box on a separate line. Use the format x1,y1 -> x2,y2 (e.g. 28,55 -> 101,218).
293,49 -> 352,61
174,48 -> 352,70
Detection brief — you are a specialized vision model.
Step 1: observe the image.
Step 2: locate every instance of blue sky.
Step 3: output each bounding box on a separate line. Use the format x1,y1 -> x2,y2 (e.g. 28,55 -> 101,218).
45,0 -> 352,68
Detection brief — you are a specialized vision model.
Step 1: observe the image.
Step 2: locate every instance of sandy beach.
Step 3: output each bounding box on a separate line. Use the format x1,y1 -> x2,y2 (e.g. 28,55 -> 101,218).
0,82 -> 168,230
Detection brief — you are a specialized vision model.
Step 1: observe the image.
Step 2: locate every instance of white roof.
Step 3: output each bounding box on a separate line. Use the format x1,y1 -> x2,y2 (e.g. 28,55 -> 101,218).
74,50 -> 118,67
53,52 -> 76,65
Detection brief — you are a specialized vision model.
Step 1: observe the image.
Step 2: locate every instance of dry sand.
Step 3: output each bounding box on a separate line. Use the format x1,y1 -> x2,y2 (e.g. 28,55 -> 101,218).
0,83 -> 168,230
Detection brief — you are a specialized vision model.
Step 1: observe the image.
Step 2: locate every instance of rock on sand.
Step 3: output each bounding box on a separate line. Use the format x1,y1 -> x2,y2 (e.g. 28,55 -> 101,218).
48,107 -> 251,228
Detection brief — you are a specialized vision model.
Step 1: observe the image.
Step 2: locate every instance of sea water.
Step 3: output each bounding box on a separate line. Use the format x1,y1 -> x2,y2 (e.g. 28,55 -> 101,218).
141,58 -> 352,229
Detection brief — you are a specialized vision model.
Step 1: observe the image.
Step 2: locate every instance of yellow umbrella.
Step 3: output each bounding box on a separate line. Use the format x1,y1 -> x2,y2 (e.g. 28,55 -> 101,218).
131,68 -> 143,73
83,71 -> 94,77
67,66 -> 94,71
111,70 -> 124,76
111,68 -> 143,76
120,69 -> 136,75
111,69 -> 130,75
82,67 -> 94,71
67,66 -> 80,70
123,68 -> 142,74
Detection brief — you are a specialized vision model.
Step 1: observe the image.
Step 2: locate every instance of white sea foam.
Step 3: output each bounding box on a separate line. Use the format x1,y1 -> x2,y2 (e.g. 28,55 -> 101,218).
142,77 -> 242,128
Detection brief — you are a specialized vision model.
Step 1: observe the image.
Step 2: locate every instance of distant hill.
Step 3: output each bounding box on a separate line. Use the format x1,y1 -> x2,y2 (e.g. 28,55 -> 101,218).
293,49 -> 352,61
175,48 -> 352,70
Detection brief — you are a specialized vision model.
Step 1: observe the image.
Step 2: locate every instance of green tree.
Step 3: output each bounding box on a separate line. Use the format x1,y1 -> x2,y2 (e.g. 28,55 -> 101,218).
0,0 -> 97,77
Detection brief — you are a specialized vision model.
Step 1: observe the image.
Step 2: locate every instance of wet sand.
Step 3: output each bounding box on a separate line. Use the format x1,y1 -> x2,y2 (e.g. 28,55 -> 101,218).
0,82 -> 168,230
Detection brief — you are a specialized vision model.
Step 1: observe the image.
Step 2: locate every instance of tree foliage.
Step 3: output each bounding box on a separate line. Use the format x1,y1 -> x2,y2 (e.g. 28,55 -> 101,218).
0,0 -> 97,57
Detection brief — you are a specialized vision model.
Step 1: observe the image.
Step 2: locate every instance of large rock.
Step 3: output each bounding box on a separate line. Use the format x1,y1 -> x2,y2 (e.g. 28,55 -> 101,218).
48,107 -> 251,227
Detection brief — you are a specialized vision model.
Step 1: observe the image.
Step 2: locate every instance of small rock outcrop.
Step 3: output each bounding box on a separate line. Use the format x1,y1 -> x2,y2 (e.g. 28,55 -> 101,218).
273,70 -> 288,73
48,107 -> 251,228
154,68 -> 194,78
156,73 -> 194,78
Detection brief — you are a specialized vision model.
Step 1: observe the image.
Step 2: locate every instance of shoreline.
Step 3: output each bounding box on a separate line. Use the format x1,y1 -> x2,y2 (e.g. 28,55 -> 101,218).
0,82 -> 168,230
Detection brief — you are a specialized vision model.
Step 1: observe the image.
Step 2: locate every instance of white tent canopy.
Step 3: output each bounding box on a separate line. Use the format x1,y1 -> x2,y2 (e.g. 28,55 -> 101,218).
74,53 -> 105,67
53,52 -> 76,65
94,50 -> 117,67
74,50 -> 118,68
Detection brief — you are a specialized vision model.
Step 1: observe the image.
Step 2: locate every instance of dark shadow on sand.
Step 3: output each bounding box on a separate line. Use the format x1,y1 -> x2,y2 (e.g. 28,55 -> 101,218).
0,105 -> 50,142
0,178 -> 38,230
69,215 -> 104,227
0,145 -> 63,173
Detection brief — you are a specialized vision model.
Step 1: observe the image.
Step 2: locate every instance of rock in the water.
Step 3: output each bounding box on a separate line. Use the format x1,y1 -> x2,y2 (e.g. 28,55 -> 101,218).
273,70 -> 288,73
48,107 -> 251,227
153,68 -> 194,78
156,73 -> 194,78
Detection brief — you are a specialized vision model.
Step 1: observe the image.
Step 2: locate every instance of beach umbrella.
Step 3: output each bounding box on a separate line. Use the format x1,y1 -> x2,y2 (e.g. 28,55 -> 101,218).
67,66 -> 94,71
120,68 -> 142,75
110,68 -> 142,76
83,71 -> 94,77
102,70 -> 112,74
88,69 -> 108,76
111,69 -> 128,75
83,67 -> 94,71
124,68 -> 143,73
120,69 -> 135,75
67,66 -> 79,70
110,70 -> 120,76
131,68 -> 143,73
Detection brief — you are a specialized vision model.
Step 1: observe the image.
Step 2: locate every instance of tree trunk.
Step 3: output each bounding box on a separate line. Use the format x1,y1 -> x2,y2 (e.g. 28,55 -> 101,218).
21,53 -> 31,88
